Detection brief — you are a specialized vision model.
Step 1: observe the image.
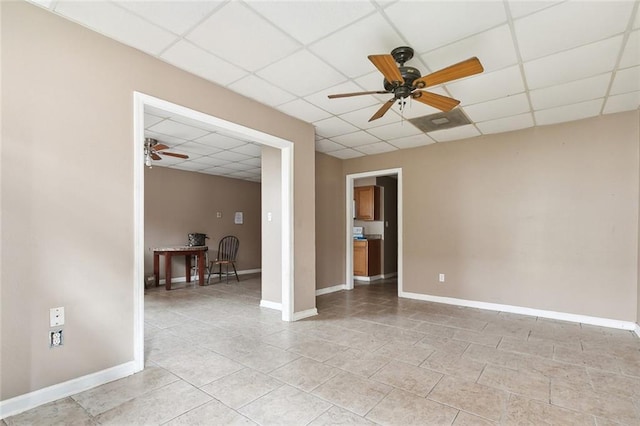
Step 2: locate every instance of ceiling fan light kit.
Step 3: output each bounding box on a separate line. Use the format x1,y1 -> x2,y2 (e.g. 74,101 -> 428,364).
328,46 -> 484,122
143,137 -> 189,167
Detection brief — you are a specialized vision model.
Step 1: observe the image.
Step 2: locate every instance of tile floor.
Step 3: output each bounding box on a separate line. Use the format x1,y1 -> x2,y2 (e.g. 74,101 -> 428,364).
4,275 -> 640,425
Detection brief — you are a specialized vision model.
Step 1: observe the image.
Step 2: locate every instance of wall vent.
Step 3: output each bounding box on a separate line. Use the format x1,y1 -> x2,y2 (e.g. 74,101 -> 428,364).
408,108 -> 472,133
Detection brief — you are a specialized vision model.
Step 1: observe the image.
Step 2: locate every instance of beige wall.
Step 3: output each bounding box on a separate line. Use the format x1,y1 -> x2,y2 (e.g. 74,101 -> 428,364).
340,112 -> 639,322
315,153 -> 345,290
261,146 -> 282,304
1,1 -> 315,401
144,166 -> 261,279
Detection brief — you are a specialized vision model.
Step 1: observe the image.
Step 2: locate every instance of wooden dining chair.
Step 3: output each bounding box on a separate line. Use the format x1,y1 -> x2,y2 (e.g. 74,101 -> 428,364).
208,235 -> 240,284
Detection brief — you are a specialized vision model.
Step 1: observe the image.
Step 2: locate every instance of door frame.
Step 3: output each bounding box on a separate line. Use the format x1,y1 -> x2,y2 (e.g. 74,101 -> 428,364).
345,168 -> 403,293
132,92 -> 295,371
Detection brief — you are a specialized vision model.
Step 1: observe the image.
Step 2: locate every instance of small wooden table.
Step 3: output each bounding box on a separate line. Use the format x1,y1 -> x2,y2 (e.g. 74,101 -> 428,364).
153,246 -> 208,290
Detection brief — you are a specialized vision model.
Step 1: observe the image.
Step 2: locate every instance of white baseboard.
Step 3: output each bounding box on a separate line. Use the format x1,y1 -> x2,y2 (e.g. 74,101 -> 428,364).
635,323 -> 640,338
354,274 -> 384,283
316,284 -> 346,296
400,291 -> 638,332
260,300 -> 282,311
383,272 -> 398,278
0,361 -> 137,420
292,308 -> 318,321
156,268 -> 261,285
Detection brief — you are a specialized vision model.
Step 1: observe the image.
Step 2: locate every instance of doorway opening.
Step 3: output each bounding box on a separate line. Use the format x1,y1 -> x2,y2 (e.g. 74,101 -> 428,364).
132,92 -> 294,372
345,168 -> 403,294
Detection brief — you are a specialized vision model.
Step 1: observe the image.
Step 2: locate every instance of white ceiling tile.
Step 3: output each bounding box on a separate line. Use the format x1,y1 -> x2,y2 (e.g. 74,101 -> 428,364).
277,99 -> 332,123
55,1 -> 178,55
463,93 -> 530,122
228,75 -> 296,107
611,65 -> 640,95
507,1 -> 563,19
26,0 -> 54,8
387,134 -> 436,149
144,113 -> 164,127
228,170 -> 260,179
231,143 -> 262,157
189,156 -> 229,166
355,142 -> 398,155
385,1 -> 507,53
366,121 -> 423,141
328,148 -> 366,159
257,50 -> 346,96
535,99 -> 603,126
148,119 -> 210,140
306,81 -> 380,115
161,41 -> 246,86
524,36 -> 622,90
200,166 -> 237,175
186,2 -> 300,71
150,155 -> 184,166
168,114 -> 225,134
213,151 -> 252,162
115,1 -> 221,35
222,162 -> 256,171
515,1 -> 633,61
240,157 -> 262,167
330,131 -> 381,148
447,65 -> 525,104
603,91 -> 640,114
429,124 -> 481,142
144,106 -> 173,118
314,116 -> 360,138
476,113 -> 534,135
315,139 -> 345,153
529,73 -> 611,110
420,25 -> 517,74
144,130 -> 187,146
309,14 -> 405,78
247,1 -> 375,45
169,161 -> 209,171
194,133 -> 246,150
635,6 -> 640,29
340,104 -> 402,129
173,141 -> 221,156
620,30 -> 640,69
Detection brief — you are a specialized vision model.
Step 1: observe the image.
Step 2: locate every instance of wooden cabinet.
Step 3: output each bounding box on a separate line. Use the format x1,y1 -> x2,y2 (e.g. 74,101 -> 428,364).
354,185 -> 380,221
353,239 -> 381,277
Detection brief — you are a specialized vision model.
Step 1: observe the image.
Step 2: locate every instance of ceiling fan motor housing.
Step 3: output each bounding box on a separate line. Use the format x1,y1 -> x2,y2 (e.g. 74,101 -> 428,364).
383,66 -> 421,97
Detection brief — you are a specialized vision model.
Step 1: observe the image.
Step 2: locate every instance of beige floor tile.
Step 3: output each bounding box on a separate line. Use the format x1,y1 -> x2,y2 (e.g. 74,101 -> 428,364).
71,366 -> 179,416
200,368 -> 283,409
421,350 -> 487,382
312,372 -> 392,416
374,341 -> 434,366
554,345 -> 622,373
428,375 -> 509,422
551,382 -> 640,424
4,397 -> 94,426
417,335 -> 470,356
269,356 -> 340,392
165,399 -> 255,425
497,336 -> 554,358
588,368 -> 640,399
366,388 -> 458,426
370,360 -> 442,397
233,343 -> 301,373
462,343 -> 525,369
325,348 -> 391,378
94,381 -> 211,425
452,411 -> 496,425
452,329 -> 502,347
477,364 -> 550,402
504,394 -> 596,425
239,384 -> 331,426
308,405 -> 377,426
155,346 -> 244,387
288,338 -> 349,362
481,321 -> 531,340
413,321 -> 458,338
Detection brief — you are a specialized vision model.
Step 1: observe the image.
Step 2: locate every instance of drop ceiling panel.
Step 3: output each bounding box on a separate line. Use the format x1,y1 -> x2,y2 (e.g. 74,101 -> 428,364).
515,1 -> 633,61
228,75 -> 296,106
148,120 -> 210,140
231,143 -> 262,157
610,65 -> 640,95
535,99 -> 603,126
475,113 -> 534,135
170,161 -> 209,172
186,2 -> 300,71
257,50 -> 346,96
447,65 -> 525,105
388,134 -> 436,150
172,141 -> 221,156
305,81 -> 380,115
247,1 -> 375,45
276,99 -> 332,123
507,0 -> 563,19
309,14 -> 405,78
114,1 -> 221,35
330,131 -> 381,148
529,73 -> 611,110
316,139 -> 344,153
367,121 -> 423,140
314,116 -> 360,138
213,151 -> 252,162
464,93 -> 530,123
619,30 -> 640,68
161,41 -> 247,86
144,113 -> 164,127
524,36 -> 622,90
144,131 -> 187,146
329,148 -> 366,159
339,104 -> 402,129
420,25 -> 518,74
603,91 -> 640,114
385,1 -> 507,53
55,1 -> 177,55
356,142 -> 398,155
194,133 -> 246,150
240,157 -> 262,167
429,124 -> 481,142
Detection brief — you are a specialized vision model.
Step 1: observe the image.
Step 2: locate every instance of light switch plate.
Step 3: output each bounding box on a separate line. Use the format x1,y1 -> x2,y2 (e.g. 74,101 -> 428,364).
50,307 -> 64,327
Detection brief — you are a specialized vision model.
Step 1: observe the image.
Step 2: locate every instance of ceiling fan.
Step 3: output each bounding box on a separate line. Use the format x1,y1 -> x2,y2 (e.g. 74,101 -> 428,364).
144,137 -> 188,167
328,46 -> 484,122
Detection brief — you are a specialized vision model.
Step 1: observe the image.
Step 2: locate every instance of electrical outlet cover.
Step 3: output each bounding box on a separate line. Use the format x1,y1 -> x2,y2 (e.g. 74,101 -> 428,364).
49,329 -> 63,348
50,307 -> 65,327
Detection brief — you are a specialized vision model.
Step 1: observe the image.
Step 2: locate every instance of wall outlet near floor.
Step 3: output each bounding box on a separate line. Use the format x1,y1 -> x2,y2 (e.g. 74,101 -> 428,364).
49,329 -> 63,348
439,273 -> 445,283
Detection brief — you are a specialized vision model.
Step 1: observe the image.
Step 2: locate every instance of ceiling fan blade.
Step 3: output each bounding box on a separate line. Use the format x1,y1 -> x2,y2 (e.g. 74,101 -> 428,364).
369,98 -> 396,122
150,152 -> 162,161
161,151 -> 189,159
328,90 -> 390,99
413,57 -> 484,89
412,91 -> 460,112
154,143 -> 170,151
368,54 -> 404,85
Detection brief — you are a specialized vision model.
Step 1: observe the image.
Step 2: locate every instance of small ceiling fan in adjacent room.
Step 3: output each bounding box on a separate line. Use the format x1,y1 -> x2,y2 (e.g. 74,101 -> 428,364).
144,137 -> 188,167
328,46 -> 484,122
